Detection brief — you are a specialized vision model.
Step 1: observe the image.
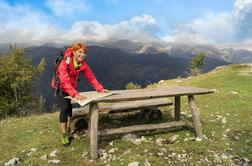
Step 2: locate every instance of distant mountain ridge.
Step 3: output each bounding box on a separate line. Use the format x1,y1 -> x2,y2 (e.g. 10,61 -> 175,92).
220,48 -> 252,63
99,40 -> 252,63
1,40 -> 252,63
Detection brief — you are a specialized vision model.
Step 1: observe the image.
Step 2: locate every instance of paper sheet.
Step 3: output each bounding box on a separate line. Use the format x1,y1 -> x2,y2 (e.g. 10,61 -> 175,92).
64,92 -> 117,106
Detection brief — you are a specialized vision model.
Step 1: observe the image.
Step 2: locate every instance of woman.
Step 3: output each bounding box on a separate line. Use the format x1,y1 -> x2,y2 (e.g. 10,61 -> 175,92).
51,42 -> 108,146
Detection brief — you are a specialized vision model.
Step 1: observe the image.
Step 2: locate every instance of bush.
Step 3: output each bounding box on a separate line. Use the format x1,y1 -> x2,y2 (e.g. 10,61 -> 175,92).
125,82 -> 142,90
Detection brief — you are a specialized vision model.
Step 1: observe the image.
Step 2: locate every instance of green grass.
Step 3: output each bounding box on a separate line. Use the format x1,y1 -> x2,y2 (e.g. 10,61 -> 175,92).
1,64 -> 252,166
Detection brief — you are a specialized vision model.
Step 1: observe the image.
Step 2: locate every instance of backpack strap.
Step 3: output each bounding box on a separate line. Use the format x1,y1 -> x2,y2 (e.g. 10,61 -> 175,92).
65,56 -> 71,73
65,56 -> 70,65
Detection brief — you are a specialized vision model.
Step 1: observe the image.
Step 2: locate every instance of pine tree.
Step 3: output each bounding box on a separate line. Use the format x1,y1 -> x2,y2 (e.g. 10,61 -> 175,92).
0,45 -> 46,118
189,52 -> 207,76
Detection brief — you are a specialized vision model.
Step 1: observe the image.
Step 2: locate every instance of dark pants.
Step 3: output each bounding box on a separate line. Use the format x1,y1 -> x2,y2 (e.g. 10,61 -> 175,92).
55,91 -> 72,123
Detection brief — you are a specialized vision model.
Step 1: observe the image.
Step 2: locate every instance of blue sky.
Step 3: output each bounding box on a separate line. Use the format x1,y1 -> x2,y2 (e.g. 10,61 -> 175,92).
0,0 -> 252,47
15,0 -> 233,26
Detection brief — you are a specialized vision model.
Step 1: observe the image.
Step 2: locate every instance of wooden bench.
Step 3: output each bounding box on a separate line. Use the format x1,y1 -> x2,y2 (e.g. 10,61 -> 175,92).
73,86 -> 214,160
72,98 -> 173,130
72,97 -> 172,115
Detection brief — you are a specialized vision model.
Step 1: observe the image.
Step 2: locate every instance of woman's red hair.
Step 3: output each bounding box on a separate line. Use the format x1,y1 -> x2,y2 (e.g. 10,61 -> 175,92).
71,42 -> 88,53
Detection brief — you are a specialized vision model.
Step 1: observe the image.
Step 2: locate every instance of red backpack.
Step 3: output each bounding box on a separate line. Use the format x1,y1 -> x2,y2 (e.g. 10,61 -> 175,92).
52,47 -> 71,97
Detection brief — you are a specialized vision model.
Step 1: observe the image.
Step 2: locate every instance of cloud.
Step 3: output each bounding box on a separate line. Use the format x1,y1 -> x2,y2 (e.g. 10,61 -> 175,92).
163,12 -> 235,44
0,1 -> 160,45
233,0 -> 252,41
0,1 -> 62,44
61,14 -> 160,43
221,38 -> 252,51
45,0 -> 90,17
162,0 -> 252,44
1,0 -> 252,46
233,0 -> 252,19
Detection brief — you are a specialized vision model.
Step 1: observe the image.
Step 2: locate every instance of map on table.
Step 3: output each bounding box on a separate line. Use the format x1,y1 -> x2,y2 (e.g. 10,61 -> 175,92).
64,91 -> 117,106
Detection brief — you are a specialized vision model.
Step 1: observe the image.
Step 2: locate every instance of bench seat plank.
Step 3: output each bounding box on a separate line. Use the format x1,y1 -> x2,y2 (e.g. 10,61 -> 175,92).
105,98 -> 172,111
73,98 -> 172,116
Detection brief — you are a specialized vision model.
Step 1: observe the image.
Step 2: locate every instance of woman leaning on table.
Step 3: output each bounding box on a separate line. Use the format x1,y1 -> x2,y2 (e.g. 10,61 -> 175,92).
51,42 -> 108,146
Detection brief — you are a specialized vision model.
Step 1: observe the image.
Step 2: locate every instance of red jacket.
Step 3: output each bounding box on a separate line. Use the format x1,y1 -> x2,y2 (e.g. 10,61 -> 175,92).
51,48 -> 104,97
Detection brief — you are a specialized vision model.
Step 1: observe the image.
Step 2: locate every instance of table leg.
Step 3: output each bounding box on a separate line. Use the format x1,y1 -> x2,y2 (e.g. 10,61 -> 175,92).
188,95 -> 203,139
175,96 -> 181,121
89,103 -> 99,160
87,104 -> 91,138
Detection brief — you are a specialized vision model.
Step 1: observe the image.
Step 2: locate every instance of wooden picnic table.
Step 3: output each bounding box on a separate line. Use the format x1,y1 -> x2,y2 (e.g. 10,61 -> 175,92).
78,86 -> 214,160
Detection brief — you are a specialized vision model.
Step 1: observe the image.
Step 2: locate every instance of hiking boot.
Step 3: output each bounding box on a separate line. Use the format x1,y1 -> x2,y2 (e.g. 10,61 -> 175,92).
61,133 -> 69,146
67,128 -> 74,143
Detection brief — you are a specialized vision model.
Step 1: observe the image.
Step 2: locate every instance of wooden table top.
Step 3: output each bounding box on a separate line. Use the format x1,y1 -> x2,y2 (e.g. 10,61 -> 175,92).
91,86 -> 214,102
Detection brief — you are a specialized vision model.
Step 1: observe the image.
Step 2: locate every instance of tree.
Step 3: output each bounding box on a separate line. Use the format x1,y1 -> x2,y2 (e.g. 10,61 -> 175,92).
0,45 -> 46,118
189,52 -> 207,76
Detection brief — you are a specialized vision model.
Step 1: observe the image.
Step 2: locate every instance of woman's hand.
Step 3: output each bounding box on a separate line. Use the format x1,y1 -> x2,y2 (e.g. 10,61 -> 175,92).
74,94 -> 87,100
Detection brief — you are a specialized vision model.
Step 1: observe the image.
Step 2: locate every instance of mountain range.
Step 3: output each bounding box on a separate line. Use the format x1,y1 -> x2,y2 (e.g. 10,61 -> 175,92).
102,40 -> 252,63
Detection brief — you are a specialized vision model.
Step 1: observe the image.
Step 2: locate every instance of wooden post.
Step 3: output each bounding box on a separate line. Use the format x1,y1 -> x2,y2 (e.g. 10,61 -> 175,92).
87,104 -> 91,138
89,103 -> 99,160
175,96 -> 181,121
188,95 -> 203,139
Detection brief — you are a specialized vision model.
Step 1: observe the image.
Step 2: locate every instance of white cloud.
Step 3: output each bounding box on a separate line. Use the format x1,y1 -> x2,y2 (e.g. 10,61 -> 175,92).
0,1 -> 62,45
0,1 -> 160,45
220,38 -> 252,51
162,0 -> 252,44
233,0 -> 252,19
45,0 -> 90,17
1,0 -> 252,46
61,14 -> 160,43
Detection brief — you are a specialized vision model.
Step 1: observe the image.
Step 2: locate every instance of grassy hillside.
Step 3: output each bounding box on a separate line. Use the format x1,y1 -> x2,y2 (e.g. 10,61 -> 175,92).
1,64 -> 251,166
